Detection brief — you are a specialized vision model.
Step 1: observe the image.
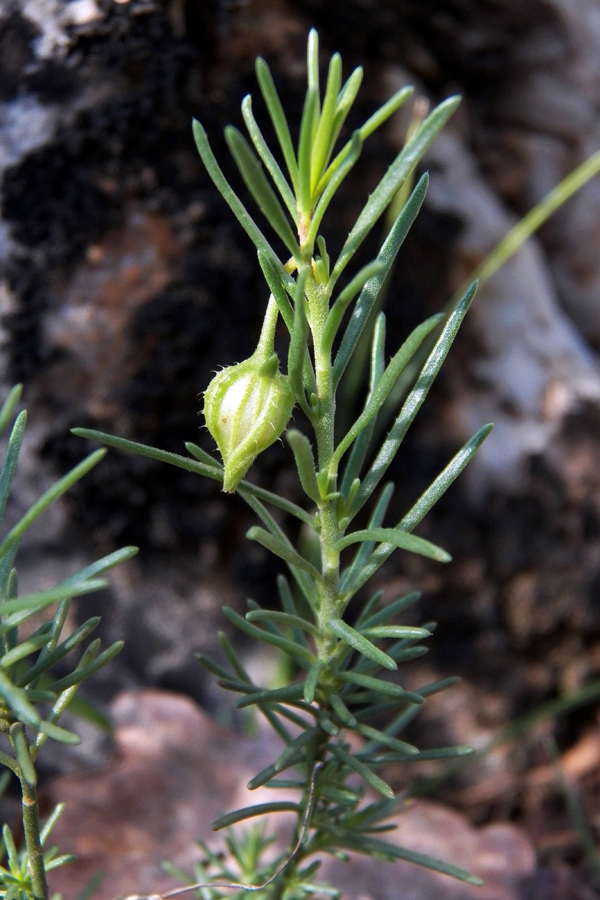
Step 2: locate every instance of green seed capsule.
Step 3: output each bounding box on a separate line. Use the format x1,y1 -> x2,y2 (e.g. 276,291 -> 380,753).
204,352 -> 295,492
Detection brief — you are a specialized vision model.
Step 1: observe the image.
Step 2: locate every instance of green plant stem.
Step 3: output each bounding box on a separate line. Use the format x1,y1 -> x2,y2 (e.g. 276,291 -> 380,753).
309,275 -> 342,670
20,776 -> 47,900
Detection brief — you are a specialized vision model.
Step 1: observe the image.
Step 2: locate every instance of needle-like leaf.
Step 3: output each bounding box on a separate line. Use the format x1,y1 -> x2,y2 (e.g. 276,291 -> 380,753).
255,58 -> 299,187
242,95 -> 298,222
328,619 -> 396,671
225,126 -> 299,256
350,281 -> 478,519
333,173 -> 429,387
336,527 -> 450,563
331,98 -> 460,285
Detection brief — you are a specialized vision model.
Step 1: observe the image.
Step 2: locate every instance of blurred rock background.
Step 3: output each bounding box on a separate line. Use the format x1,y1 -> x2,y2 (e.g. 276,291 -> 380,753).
1,0 -> 600,893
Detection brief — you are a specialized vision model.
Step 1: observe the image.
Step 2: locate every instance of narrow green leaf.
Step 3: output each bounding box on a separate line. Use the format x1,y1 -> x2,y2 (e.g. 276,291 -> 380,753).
359,85 -> 414,143
18,617 -> 101,686
257,251 -> 295,332
236,683 -> 306,709
40,803 -> 65,846
348,424 -> 493,598
247,761 -> 279,791
391,745 -> 474,761
275,727 -> 318,772
307,28 -> 320,98
330,693 -> 357,727
317,86 -> 414,200
382,704 -> 421,739
60,547 -> 138,587
288,269 -> 312,415
390,645 -> 428,664
246,598 -> 280,636
327,619 -> 396,671
304,660 -> 323,704
184,442 -> 221,469
240,480 -> 317,531
44,854 -> 77,871
319,712 -> 339,735
212,801 -> 299,832
298,88 -> 319,218
24,689 -> 56,703
3,568 -> 18,652
264,778 -> 304,789
66,694 -> 111,733
246,609 -> 320,640
346,689 -> 423,710
287,430 -> 320,503
356,723 -> 418,756
195,652 -> 234,682
339,312 -> 386,501
338,671 -> 420,700
222,606 -> 316,669
344,797 -> 398,831
416,675 -> 461,698
311,52 -> 342,190
0,411 -> 26,524
333,173 -> 429,387
336,527 -> 450,563
32,597 -> 70,679
0,580 -> 106,620
0,547 -> 17,605
193,118 -> 288,276
325,66 -> 363,163
341,483 -> 394,596
336,833 -> 483,885
48,641 -> 123,693
317,87 -> 413,202
399,423 -> 494,532
2,823 -> 19,873
31,640 -> 96,759
331,745 -> 394,799
10,723 -> 36,785
307,131 -> 363,248
255,58 -> 299,187
331,97 -> 460,284
1,632 -> 50,669
362,625 -> 430,640
277,574 -> 307,648
359,591 -> 421,629
354,629 -> 430,676
247,525 -> 321,580
71,428 -> 315,528
322,260 -> 386,353
242,95 -> 297,221
226,126 -> 299,255
241,492 -> 319,609
0,669 -> 41,729
355,589 -> 384,628
333,313 -> 444,467
0,450 -> 106,563
351,281 -> 478,519
0,386 -> 22,438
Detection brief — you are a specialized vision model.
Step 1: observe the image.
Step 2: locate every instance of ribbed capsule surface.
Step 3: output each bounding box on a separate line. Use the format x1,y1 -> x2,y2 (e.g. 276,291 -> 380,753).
204,353 -> 295,492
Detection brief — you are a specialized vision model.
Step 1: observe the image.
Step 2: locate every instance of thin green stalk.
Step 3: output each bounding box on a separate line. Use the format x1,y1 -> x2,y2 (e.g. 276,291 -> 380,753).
20,777 -> 47,900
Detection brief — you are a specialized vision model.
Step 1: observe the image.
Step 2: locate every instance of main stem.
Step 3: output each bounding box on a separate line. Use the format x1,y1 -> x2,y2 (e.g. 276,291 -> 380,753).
268,265 -> 342,899
309,275 -> 341,659
20,777 -> 47,900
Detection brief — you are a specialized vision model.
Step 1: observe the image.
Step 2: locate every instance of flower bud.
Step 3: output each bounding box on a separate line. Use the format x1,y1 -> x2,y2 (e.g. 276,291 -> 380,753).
204,352 -> 294,492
